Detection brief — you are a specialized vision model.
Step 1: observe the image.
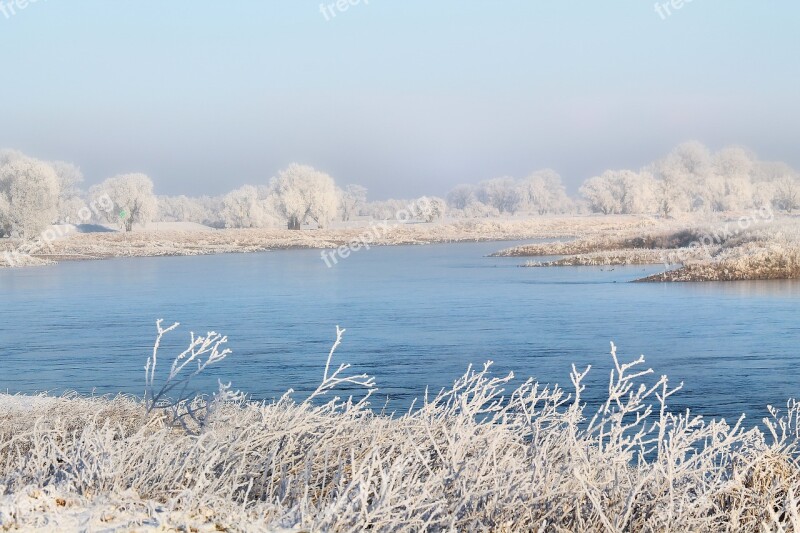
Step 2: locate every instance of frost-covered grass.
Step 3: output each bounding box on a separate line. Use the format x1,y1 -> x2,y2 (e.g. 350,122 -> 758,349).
498,214 -> 800,281
523,248 -> 703,267
1,324 -> 800,531
0,216 -> 649,268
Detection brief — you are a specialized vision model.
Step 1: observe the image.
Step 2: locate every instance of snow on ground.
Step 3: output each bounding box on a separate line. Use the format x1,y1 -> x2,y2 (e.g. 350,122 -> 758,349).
0,215 -> 647,268
493,214 -> 800,282
0,347 -> 799,532
4,214 -> 800,281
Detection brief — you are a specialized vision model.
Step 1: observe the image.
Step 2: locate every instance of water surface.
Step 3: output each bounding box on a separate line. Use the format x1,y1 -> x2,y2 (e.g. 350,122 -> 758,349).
1,241 -> 798,427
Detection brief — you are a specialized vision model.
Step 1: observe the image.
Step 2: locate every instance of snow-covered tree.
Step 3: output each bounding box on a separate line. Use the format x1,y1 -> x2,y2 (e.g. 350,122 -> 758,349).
579,177 -> 616,214
411,196 -> 446,222
521,170 -> 574,215
363,199 -> 409,220
158,195 -> 200,223
476,177 -> 523,214
0,155 -> 60,239
708,146 -> 754,211
220,185 -> 278,228
158,195 -> 227,227
50,161 -> 85,223
462,201 -> 500,218
446,184 -> 476,210
338,184 -> 367,222
271,164 -> 339,230
773,176 -> 800,213
89,173 -> 157,231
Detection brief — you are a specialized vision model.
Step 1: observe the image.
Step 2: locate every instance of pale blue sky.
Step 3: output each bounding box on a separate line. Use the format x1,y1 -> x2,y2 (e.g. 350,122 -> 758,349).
1,1 -> 798,198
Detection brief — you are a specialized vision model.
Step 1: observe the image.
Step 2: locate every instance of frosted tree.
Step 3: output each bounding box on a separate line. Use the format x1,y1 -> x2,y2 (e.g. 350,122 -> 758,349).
157,195 -> 228,227
773,176 -> 800,213
271,164 -> 339,230
446,184 -> 476,210
521,169 -> 573,214
158,195 -> 200,223
89,173 -> 157,231
50,161 -> 86,224
0,195 -> 8,238
462,201 -> 500,218
649,142 -> 708,216
709,146 -> 754,211
617,170 -> 657,214
412,196 -> 446,222
0,155 -> 60,239
580,170 -> 656,215
363,199 -> 408,220
220,185 -> 277,228
476,177 -> 523,214
579,174 -> 620,214
338,184 -> 367,222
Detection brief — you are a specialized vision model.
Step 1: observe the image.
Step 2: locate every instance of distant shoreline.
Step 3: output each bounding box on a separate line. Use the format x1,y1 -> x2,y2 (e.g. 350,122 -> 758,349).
4,214 -> 799,283
0,215 -> 643,269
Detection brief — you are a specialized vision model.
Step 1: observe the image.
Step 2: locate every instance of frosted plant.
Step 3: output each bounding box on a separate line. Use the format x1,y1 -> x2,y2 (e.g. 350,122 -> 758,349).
774,176 -> 800,213
304,325 -> 376,405
89,173 -> 157,231
580,170 -> 657,215
446,184 -> 475,210
144,319 -> 233,434
0,332 -> 799,531
411,196 -> 447,222
338,184 -> 368,221
271,163 -> 339,229
0,155 -> 60,239
219,185 -> 278,228
521,169 -> 574,215
475,176 -> 524,214
49,160 -> 85,224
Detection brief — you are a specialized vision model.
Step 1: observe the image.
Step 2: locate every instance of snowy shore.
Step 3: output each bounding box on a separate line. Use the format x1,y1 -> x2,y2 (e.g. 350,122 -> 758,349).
4,214 -> 800,282
494,214 -> 800,282
1,343 -> 799,532
0,216 -> 645,268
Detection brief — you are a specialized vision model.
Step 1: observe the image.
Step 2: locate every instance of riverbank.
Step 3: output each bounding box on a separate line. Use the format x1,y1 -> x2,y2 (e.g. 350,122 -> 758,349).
0,354 -> 800,531
0,345 -> 798,532
0,216 -> 647,268
494,214 -> 800,282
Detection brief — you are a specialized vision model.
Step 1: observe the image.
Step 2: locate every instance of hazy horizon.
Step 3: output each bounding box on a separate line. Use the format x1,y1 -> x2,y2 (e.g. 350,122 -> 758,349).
1,1 -> 798,198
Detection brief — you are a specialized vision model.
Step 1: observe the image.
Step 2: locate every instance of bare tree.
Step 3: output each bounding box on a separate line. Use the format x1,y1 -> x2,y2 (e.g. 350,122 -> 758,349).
774,176 -> 800,213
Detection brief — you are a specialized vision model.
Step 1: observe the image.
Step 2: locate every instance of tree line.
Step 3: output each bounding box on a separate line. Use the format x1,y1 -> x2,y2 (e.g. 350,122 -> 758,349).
1,142 -> 798,239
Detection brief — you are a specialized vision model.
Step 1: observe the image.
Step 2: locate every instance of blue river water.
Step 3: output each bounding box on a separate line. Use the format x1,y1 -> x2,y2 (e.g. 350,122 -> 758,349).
1,241 -> 798,427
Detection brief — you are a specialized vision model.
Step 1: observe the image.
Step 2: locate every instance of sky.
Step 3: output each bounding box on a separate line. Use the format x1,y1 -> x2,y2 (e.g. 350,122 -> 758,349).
0,0 -> 798,199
